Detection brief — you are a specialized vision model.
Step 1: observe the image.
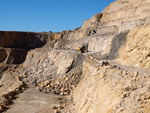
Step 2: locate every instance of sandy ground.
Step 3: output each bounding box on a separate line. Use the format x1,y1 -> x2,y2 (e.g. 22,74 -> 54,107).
4,84 -> 70,113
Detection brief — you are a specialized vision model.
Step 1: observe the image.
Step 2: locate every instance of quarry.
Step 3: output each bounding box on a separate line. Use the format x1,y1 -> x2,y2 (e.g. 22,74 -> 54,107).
1,0 -> 150,113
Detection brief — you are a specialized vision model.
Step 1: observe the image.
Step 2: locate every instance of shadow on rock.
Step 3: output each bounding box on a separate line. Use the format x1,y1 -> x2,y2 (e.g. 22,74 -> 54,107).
101,31 -> 128,60
0,31 -> 47,49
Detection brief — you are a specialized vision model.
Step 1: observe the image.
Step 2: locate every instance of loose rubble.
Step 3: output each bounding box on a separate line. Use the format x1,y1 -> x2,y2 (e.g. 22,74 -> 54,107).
1,0 -> 150,113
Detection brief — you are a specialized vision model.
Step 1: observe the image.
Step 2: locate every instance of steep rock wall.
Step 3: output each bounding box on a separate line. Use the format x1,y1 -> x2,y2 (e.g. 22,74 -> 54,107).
101,0 -> 150,31
75,0 -> 150,54
118,24 -> 150,70
0,31 -> 54,49
0,31 -> 57,64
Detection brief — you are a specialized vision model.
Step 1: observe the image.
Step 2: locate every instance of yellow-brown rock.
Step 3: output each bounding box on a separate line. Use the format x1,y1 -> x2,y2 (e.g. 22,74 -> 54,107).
118,25 -> 150,70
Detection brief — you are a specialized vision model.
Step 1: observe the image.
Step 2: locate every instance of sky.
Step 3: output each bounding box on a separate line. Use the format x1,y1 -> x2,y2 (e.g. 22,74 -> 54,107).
0,0 -> 116,32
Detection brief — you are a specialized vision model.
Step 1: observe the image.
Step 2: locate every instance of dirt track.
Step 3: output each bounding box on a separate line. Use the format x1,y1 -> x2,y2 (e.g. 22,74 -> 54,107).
108,60 -> 150,75
4,84 -> 70,113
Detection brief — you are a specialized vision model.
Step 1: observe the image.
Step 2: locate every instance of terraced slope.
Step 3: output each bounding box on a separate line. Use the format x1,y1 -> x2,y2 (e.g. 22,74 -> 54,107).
1,0 -> 150,113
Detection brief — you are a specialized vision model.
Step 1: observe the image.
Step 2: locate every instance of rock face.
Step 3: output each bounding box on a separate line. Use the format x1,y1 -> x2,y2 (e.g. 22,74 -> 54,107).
1,0 -> 150,113
0,31 -> 53,49
118,25 -> 150,70
0,31 -> 56,64
101,0 -> 150,31
73,57 -> 150,113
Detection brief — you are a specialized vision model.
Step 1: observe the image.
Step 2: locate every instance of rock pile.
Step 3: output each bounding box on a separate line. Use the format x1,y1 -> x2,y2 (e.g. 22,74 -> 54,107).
35,69 -> 81,95
20,49 -> 84,96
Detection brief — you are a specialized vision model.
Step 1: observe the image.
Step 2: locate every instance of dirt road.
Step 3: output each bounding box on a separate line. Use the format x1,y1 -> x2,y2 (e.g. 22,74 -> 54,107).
4,84 -> 69,113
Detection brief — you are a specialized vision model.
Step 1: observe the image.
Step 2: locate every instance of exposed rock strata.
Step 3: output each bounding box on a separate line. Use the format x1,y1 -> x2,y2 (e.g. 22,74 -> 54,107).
118,25 -> 150,70
0,31 -> 54,49
1,0 -> 150,113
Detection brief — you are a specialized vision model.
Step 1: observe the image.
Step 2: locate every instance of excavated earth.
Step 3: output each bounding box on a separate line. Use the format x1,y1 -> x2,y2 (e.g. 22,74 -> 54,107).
1,0 -> 150,113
